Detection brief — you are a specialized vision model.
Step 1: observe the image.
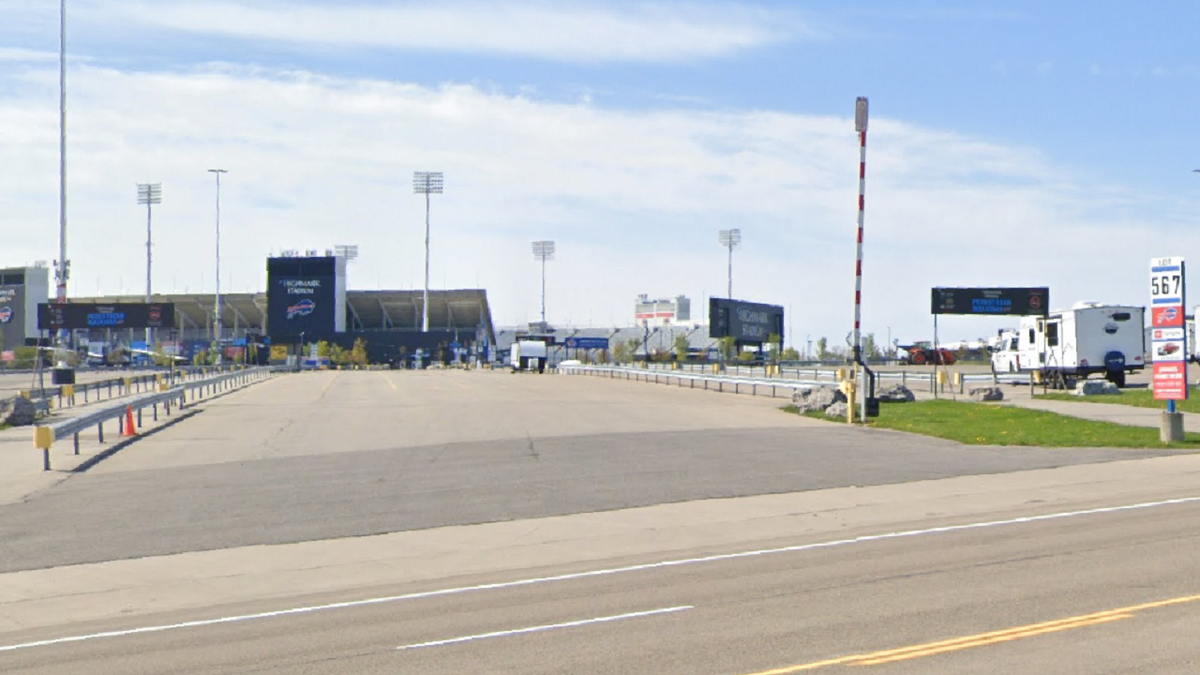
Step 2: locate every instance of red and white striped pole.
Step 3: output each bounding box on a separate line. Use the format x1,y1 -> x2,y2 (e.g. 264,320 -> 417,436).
853,97 -> 869,421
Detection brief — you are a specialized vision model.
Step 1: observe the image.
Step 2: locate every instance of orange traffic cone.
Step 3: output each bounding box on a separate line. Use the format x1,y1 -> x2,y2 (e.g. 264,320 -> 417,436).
122,405 -> 138,437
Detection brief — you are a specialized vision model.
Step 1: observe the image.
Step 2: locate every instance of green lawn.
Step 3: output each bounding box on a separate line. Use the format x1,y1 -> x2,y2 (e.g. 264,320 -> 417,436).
786,399 -> 1200,448
1036,388 -> 1200,413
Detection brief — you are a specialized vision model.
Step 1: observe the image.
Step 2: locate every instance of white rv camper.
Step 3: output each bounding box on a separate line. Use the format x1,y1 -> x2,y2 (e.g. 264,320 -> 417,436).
510,339 -> 548,373
991,302 -> 1145,387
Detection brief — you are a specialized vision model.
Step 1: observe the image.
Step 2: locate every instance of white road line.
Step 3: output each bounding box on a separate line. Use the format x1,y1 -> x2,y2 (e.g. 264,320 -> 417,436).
395,605 -> 693,651
2,495 -> 1197,653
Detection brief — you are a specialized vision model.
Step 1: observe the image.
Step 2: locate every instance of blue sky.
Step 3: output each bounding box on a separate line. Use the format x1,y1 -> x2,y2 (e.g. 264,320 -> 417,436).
2,1 -> 1199,346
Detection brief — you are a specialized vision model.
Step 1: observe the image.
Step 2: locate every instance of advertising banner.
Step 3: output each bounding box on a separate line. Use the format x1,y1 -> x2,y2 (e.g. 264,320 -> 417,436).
1150,257 -> 1187,401
563,337 -> 609,350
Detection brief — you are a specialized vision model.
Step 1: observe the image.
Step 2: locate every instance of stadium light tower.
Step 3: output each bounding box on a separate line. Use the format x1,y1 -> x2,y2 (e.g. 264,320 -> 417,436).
532,240 -> 556,325
137,182 -> 162,344
718,228 -> 741,299
413,171 -> 444,333
207,168 -> 227,351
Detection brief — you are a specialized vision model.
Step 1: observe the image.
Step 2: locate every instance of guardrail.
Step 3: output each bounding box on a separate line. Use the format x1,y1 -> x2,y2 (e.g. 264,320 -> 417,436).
562,364 -> 1033,396
558,365 -> 823,398
18,365 -> 253,410
32,367 -> 275,470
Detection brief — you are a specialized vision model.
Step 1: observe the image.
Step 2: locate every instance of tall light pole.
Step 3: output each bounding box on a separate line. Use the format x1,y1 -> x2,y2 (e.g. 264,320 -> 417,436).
207,169 -> 227,355
718,228 -> 741,299
532,240 -> 556,325
413,171 -> 443,333
137,182 -> 162,345
56,0 -> 69,305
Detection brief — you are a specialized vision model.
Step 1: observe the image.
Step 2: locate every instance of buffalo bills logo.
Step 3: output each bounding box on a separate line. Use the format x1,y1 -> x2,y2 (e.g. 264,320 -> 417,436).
287,299 -> 315,319
1154,306 -> 1182,326
0,307 -> 11,323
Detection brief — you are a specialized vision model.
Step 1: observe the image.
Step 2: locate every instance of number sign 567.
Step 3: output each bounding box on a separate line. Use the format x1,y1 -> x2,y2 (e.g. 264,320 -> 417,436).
1152,273 -> 1182,297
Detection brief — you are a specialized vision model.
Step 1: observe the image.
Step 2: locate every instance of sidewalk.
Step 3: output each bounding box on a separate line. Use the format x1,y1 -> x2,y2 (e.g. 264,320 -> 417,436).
1001,395 -> 1200,430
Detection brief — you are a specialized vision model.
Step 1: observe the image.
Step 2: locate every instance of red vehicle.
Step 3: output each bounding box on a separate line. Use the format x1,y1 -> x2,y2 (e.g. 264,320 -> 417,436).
898,343 -> 956,366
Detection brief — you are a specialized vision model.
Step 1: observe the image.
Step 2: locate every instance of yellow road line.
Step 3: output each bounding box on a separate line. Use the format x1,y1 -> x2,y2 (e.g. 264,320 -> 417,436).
384,374 -> 397,391
738,593 -> 1200,674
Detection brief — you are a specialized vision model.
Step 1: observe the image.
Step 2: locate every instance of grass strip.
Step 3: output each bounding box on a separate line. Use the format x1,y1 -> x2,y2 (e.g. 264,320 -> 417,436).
786,399 -> 1200,448
1036,388 -> 1200,414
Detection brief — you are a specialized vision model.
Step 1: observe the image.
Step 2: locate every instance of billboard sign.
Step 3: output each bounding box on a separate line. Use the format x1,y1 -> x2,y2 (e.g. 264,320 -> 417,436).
1150,257 -> 1187,401
267,257 -> 338,338
709,298 -> 784,343
37,303 -> 176,331
931,287 -> 1049,316
563,337 -> 609,350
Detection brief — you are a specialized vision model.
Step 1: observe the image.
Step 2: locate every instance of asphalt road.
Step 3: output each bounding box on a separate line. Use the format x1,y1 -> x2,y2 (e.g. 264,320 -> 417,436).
4,492 -> 1199,674
0,370 -> 1177,573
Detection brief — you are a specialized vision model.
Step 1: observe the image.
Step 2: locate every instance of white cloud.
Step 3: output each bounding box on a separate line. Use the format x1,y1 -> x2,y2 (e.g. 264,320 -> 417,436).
71,0 -> 807,64
0,61 -> 1191,343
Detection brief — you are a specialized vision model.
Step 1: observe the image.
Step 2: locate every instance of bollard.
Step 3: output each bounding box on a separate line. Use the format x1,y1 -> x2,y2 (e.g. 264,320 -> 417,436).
1161,412 -> 1185,443
954,371 -> 963,394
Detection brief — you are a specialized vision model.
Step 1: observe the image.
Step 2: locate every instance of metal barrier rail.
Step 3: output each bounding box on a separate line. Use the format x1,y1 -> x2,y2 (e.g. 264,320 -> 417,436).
19,365 -> 252,410
599,362 -> 1032,393
32,367 -> 274,470
564,364 -> 1033,397
558,365 -> 824,398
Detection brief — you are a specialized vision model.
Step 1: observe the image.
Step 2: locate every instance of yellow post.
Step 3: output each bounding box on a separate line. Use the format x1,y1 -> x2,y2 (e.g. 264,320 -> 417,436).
33,426 -> 54,449
936,370 -> 948,392
841,378 -> 856,424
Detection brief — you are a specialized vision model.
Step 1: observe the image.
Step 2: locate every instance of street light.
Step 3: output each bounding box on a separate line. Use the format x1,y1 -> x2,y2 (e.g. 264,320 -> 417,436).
137,182 -> 162,345
413,171 -> 444,333
532,240 -> 556,325
718,228 -> 741,299
207,168 -> 227,357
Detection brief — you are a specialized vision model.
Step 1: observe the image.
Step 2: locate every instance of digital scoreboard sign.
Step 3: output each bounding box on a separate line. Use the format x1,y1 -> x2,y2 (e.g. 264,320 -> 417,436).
709,298 -> 784,343
930,287 -> 1049,317
37,303 -> 176,330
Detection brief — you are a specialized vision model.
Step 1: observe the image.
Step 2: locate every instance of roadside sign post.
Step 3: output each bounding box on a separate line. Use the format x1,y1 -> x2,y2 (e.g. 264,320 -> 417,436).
1149,257 -> 1187,442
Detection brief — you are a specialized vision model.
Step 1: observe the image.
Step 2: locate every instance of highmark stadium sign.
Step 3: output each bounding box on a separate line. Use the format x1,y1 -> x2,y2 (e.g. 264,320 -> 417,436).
281,279 -> 321,295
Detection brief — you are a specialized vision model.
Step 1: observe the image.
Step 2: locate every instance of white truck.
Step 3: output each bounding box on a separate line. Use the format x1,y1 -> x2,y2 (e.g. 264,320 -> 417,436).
990,302 -> 1145,387
510,339 -> 548,373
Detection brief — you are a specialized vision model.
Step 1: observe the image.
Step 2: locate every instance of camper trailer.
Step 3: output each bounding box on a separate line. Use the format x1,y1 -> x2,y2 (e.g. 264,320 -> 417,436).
510,339 -> 548,373
991,302 -> 1145,387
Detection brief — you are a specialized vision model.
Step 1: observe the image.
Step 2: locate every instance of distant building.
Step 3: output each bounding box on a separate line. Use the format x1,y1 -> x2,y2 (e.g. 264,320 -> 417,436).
0,264 -> 50,352
634,294 -> 690,327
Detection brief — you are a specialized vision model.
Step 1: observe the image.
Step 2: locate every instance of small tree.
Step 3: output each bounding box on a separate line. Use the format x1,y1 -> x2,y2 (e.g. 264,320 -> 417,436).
612,340 -> 631,364
781,347 -> 800,360
718,336 -> 736,362
351,338 -> 369,366
673,335 -> 690,362
861,332 -> 881,360
767,333 -> 781,363
816,337 -> 829,361
328,343 -> 347,365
